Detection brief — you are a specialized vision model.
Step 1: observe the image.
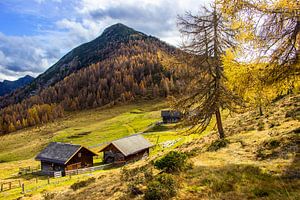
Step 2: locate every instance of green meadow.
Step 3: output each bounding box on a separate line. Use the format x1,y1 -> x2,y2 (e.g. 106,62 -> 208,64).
0,99 -> 210,200
0,100 -> 163,163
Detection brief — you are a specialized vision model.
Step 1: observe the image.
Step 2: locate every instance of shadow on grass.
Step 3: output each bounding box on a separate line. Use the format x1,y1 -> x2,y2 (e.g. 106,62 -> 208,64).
144,123 -> 180,133
183,164 -> 300,200
283,127 -> 300,179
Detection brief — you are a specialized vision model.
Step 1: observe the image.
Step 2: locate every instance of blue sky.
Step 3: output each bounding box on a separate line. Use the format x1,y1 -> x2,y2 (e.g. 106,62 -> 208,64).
0,0 -> 208,81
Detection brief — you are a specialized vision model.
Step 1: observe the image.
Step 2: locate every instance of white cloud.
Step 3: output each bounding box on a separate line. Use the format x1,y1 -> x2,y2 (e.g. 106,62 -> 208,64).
0,0 -> 211,81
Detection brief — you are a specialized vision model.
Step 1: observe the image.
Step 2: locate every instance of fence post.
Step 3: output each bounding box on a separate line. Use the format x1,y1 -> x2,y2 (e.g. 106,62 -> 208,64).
36,177 -> 38,184
9,182 -> 11,190
21,183 -> 25,194
156,136 -> 160,148
18,180 -> 21,187
47,176 -> 50,184
1,183 -> 3,192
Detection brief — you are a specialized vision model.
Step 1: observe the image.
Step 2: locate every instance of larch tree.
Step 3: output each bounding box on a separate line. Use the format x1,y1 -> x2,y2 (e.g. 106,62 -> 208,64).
218,0 -> 300,82
176,2 -> 242,139
222,50 -> 280,116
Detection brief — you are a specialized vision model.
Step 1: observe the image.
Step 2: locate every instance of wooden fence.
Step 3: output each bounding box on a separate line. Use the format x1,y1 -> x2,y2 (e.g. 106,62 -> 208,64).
0,180 -> 21,192
19,166 -> 40,175
66,163 -> 116,176
54,171 -> 62,178
0,162 -> 126,196
65,161 -> 125,176
20,176 -> 72,194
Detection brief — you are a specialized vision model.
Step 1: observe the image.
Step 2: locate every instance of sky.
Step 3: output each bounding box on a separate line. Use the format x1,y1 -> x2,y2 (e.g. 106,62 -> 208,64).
0,0 -> 209,81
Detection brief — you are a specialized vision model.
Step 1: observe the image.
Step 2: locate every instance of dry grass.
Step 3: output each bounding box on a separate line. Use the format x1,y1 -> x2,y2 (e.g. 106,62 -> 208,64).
1,94 -> 299,200
54,94 -> 300,200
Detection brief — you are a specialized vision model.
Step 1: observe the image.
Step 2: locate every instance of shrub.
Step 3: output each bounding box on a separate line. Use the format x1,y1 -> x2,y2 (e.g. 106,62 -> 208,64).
253,188 -> 269,197
70,177 -> 95,191
127,183 -> 143,196
121,165 -> 154,197
42,192 -> 55,200
256,139 -> 282,160
257,120 -> 265,131
207,139 -> 229,152
285,107 -> 300,120
154,151 -> 188,173
144,174 -> 177,200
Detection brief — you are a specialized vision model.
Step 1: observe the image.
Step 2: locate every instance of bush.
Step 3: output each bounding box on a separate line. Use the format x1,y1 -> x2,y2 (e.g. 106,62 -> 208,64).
253,188 -> 269,197
207,139 -> 229,152
154,151 -> 188,173
127,183 -> 143,196
256,139 -> 282,160
257,120 -> 265,131
144,174 -> 177,200
42,192 -> 55,200
121,165 -> 154,197
70,177 -> 95,191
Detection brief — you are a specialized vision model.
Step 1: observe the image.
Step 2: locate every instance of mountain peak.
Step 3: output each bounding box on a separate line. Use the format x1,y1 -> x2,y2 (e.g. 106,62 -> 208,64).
103,23 -> 130,32
100,23 -> 146,40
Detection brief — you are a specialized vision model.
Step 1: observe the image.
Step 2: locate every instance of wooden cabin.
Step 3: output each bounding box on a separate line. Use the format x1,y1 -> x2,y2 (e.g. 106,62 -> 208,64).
99,134 -> 153,164
161,110 -> 182,123
35,142 -> 97,176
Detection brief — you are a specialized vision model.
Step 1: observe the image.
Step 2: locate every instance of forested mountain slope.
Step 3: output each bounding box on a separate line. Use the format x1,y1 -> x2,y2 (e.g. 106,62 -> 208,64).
0,23 -> 183,134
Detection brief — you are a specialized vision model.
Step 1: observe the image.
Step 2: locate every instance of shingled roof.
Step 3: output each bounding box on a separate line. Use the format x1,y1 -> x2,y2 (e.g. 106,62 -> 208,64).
35,142 -> 96,164
100,134 -> 153,156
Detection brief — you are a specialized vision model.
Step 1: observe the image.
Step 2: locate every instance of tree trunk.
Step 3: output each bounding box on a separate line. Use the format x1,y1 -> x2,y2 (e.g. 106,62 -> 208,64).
215,108 -> 225,139
259,105 -> 263,116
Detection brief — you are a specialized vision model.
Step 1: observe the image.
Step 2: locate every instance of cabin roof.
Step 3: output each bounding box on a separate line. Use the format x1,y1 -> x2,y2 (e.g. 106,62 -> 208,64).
99,134 -> 153,156
35,142 -> 97,164
161,110 -> 181,117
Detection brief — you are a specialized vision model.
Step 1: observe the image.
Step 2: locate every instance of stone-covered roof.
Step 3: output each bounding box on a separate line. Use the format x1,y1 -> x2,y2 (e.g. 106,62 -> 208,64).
35,142 -> 95,164
100,134 -> 153,156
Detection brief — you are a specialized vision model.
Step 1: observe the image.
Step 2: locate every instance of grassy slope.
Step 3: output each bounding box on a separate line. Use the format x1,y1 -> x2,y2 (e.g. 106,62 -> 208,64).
175,95 -> 300,199
0,99 -> 206,200
1,95 -> 299,200
50,94 -> 299,200
0,99 -> 164,163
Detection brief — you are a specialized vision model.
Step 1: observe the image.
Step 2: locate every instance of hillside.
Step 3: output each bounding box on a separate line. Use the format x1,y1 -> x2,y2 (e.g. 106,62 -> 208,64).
0,75 -> 34,97
26,94 -> 299,200
0,98 -> 202,200
0,93 -> 298,200
0,23 -> 177,109
0,23 -> 183,134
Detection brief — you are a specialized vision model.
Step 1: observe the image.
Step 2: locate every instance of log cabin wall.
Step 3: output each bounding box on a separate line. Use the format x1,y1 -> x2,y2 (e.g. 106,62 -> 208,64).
102,144 -> 125,163
66,148 -> 94,169
125,149 -> 149,162
41,161 -> 64,172
102,144 -> 150,163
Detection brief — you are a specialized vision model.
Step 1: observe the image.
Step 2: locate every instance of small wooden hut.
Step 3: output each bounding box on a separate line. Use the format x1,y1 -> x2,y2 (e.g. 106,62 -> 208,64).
99,134 -> 153,163
161,110 -> 182,123
35,142 -> 97,175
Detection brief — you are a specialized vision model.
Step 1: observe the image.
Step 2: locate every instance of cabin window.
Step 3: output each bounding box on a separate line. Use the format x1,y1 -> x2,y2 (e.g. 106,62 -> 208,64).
78,152 -> 81,157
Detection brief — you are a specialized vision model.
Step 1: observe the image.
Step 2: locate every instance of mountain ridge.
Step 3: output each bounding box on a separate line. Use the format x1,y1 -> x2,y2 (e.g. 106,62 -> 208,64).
0,23 -> 177,109
0,23 -> 181,134
0,75 -> 34,97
